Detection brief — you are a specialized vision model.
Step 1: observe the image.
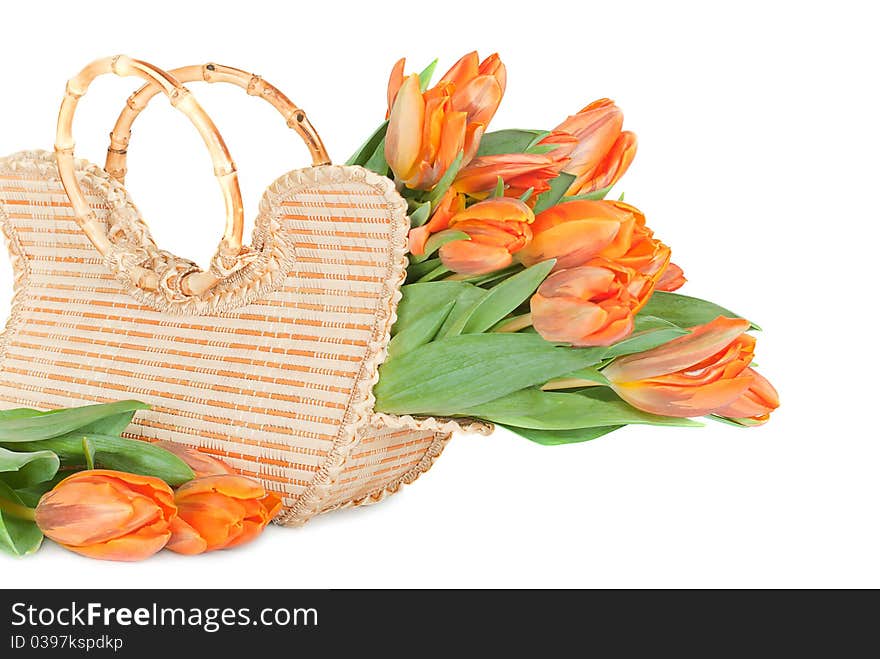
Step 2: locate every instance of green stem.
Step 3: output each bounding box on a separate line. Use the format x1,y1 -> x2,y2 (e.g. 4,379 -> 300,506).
0,496 -> 36,521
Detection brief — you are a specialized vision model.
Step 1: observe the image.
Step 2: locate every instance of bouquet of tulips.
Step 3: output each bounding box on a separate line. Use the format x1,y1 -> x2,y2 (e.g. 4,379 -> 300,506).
0,402 -> 280,558
359,52 -> 779,440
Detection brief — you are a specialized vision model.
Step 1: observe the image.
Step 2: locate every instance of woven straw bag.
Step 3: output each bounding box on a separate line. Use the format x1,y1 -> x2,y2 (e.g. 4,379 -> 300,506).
0,56 -> 489,526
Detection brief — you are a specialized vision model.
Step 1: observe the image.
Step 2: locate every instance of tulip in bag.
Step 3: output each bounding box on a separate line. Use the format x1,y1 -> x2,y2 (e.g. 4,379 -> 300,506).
0,53 -> 777,560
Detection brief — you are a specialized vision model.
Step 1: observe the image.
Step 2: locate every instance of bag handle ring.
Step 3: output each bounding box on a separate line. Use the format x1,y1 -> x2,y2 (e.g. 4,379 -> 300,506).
105,62 -> 331,184
55,55 -> 245,296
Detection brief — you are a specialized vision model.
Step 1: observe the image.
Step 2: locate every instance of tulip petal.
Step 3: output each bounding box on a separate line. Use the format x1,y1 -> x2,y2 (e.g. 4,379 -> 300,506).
440,51 -> 480,89
176,491 -> 248,550
656,262 -> 686,292
166,516 -> 209,555
449,197 -> 534,226
478,53 -> 507,95
435,110 -> 467,185
604,317 -> 752,383
518,218 -> 620,269
386,57 -> 406,118
455,153 -> 558,195
451,76 -> 503,127
440,240 -> 513,275
712,368 -> 779,421
63,518 -> 172,562
613,374 -> 754,418
386,74 -> 425,181
175,474 -> 266,501
531,294 -> 608,343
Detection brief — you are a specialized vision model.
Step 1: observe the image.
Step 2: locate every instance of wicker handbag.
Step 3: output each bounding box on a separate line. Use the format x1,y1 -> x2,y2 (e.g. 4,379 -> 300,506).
0,56 -> 489,526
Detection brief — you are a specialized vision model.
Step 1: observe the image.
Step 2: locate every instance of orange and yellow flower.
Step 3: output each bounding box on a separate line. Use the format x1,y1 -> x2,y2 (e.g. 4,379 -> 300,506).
153,441 -> 235,479
386,52 -> 506,190
453,132 -> 577,200
438,197 -> 534,275
166,475 -> 282,555
35,470 -> 176,561
516,200 -> 623,270
554,99 -> 637,196
530,264 -> 637,346
602,316 -> 779,422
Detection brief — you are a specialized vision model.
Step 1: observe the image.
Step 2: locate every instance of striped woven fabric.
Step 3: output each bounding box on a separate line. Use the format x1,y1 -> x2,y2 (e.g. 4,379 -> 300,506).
0,150 -> 457,526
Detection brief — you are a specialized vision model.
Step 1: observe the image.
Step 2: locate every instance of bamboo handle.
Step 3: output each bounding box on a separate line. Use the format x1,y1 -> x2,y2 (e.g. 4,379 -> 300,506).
55,56 -> 244,296
106,63 -> 330,183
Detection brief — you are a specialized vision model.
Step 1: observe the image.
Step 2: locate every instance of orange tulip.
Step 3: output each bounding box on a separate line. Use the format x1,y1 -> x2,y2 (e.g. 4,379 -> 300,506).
153,441 -> 235,479
385,52 -> 506,190
656,262 -> 686,292
602,316 -> 779,420
438,198 -> 534,275
166,475 -> 282,555
516,200 -> 627,270
408,188 -> 465,256
35,470 -> 176,561
518,199 -> 672,291
554,99 -> 637,196
453,132 -> 577,200
530,264 -> 636,346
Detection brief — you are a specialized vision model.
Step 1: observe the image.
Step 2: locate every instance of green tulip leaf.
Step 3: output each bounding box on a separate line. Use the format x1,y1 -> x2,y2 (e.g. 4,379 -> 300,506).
0,400 -> 150,443
346,121 -> 388,166
409,230 -> 470,264
405,258 -> 443,283
603,316 -> 689,359
387,301 -> 455,360
639,292 -> 759,331
418,59 -> 439,91
364,137 -> 390,177
13,477 -> 63,508
2,433 -> 194,486
461,260 -> 555,334
394,281 -> 479,334
502,424 -> 624,445
0,447 -> 60,489
77,409 -> 138,437
427,151 -> 465,208
409,201 -> 432,228
524,143 -> 561,155
561,185 -> 614,202
435,286 -> 490,338
374,333 -> 606,416
476,129 -> 548,157
0,481 -> 42,557
414,264 -> 452,282
460,387 -> 703,430
533,172 -> 577,213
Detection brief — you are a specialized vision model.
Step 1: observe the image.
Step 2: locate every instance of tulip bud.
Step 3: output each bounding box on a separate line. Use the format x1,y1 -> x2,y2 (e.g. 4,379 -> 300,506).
153,441 -> 235,479
602,316 -> 779,420
554,99 -> 638,196
530,265 -> 636,347
35,470 -> 176,561
439,198 -> 535,275
516,200 -> 624,270
166,475 -> 282,555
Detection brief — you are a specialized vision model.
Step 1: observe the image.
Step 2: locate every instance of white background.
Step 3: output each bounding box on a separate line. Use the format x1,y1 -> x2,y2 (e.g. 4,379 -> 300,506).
1,0 -> 877,588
